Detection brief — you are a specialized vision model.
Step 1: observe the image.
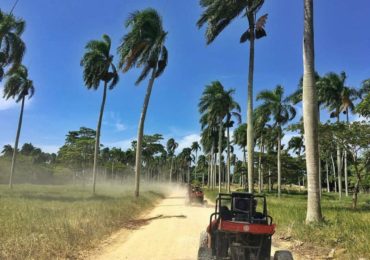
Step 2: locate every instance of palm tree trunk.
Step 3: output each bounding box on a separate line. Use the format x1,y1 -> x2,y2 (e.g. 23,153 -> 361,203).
92,82 -> 108,194
344,108 -> 349,196
226,127 -> 231,193
134,67 -> 157,197
218,120 -> 223,193
9,96 -> 25,189
277,127 -> 282,198
303,0 -> 322,223
242,146 -> 246,187
331,154 -> 337,192
246,18 -> 255,194
326,160 -> 330,192
336,114 -> 342,199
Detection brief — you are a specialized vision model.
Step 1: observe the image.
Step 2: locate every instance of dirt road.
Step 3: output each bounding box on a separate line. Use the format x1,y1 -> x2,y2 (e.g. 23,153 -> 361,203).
90,187 -> 292,260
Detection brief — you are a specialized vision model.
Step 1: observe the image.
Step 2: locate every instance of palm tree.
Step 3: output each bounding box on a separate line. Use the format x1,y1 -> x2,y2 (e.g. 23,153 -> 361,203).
3,65 -> 34,188
224,98 -> 241,193
320,71 -> 357,198
254,106 -> 270,193
303,0 -> 322,223
197,0 -> 268,193
118,8 -> 168,197
288,136 -> 305,157
166,138 -> 178,183
199,81 -> 238,192
191,141 -> 201,181
257,85 -> 296,197
233,123 -> 247,187
0,10 -> 26,80
81,34 -> 119,194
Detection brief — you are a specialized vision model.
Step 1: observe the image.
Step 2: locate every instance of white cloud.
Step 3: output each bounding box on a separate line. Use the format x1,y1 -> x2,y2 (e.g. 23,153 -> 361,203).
176,133 -> 201,152
115,122 -> 126,132
104,111 -> 127,132
36,144 -> 60,153
0,98 -> 18,111
104,138 -> 135,150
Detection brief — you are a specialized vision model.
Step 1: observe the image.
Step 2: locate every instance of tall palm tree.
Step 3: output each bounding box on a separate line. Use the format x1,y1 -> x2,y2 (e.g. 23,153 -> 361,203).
191,141 -> 201,181
224,98 -> 241,192
197,0 -> 268,193
3,65 -> 34,188
254,106 -> 270,193
166,138 -> 178,183
340,85 -> 358,196
233,123 -> 247,187
0,10 -> 25,80
118,8 -> 168,197
81,34 -> 119,194
303,0 -> 322,223
257,85 -> 296,197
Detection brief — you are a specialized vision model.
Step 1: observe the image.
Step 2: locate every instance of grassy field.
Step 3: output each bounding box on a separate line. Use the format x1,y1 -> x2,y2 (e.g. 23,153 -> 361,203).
0,184 -> 166,259
204,188 -> 370,259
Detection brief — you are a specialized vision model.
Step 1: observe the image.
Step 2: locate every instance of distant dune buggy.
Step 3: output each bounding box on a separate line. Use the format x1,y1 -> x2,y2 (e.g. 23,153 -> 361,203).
198,192 -> 293,260
187,185 -> 205,205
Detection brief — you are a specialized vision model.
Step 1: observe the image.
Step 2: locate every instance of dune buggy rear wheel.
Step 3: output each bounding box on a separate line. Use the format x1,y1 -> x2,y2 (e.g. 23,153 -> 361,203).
273,250 -> 294,260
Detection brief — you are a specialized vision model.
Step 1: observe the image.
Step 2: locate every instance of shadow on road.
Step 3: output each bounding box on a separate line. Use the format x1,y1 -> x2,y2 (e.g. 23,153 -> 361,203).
123,214 -> 187,230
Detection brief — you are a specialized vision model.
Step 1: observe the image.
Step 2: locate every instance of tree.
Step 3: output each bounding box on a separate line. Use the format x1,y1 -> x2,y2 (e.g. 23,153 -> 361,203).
118,8 -> 168,197
81,34 -> 119,194
320,71 -> 356,198
303,0 -> 322,223
198,81 -> 237,192
1,145 -> 14,157
356,79 -> 370,118
0,10 -> 25,80
332,122 -> 370,208
3,65 -> 34,189
233,123 -> 247,187
197,0 -> 268,193
191,141 -> 201,180
256,85 -> 296,197
166,138 -> 178,183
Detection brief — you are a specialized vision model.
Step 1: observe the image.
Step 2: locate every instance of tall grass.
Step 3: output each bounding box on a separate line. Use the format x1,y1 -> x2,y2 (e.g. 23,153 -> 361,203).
204,188 -> 370,259
0,184 -> 165,259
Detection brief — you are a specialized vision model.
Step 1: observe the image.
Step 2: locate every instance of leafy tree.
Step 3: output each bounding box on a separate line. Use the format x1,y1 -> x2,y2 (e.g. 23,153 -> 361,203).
331,122 -> 370,208
0,10 -> 25,80
303,0 -> 322,223
197,0 -> 268,193
356,79 -> 370,118
81,34 -> 119,194
1,145 -> 14,157
118,8 -> 168,197
3,65 -> 34,188
20,142 -> 35,156
257,85 -> 296,197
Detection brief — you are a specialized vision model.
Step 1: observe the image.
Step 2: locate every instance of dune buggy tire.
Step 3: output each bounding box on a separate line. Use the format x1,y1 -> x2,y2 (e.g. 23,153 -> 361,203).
273,250 -> 294,260
199,231 -> 208,248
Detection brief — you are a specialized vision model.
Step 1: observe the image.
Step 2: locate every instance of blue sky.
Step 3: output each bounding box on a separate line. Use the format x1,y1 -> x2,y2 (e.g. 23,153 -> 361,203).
1,0 -> 369,155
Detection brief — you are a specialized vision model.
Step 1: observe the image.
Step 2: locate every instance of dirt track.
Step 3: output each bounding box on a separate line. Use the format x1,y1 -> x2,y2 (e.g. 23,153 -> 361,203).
89,186 -> 292,260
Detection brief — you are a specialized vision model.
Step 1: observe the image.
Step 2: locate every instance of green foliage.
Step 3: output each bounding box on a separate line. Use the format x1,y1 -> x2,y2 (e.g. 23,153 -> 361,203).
0,10 -> 26,79
3,64 -> 34,102
118,8 -> 168,85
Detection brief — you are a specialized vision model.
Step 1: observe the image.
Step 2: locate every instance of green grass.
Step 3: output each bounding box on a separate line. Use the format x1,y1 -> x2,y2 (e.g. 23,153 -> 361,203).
0,184 -> 165,259
204,188 -> 370,259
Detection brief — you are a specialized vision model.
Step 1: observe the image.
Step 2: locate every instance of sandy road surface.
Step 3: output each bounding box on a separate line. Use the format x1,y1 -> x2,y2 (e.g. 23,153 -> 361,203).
90,187 -> 293,260
91,186 -> 212,260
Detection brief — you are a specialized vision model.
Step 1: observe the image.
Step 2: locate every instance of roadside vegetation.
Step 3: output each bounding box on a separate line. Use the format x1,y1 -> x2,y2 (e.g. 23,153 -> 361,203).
204,187 -> 370,259
0,184 -> 165,260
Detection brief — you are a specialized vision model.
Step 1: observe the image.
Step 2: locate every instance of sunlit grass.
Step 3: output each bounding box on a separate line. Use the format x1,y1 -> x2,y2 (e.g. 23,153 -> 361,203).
0,184 -> 165,259
204,188 -> 370,259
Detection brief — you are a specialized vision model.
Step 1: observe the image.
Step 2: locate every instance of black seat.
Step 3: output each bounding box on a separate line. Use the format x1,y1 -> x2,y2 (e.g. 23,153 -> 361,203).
219,206 -> 233,220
